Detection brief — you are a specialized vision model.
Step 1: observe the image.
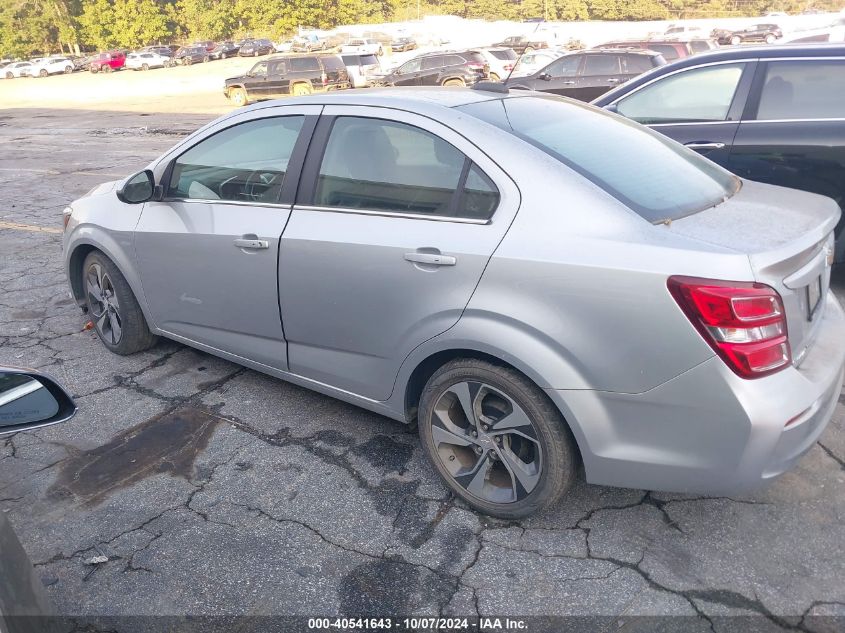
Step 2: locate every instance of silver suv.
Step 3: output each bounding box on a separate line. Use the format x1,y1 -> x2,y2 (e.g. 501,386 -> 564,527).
62,89 -> 845,517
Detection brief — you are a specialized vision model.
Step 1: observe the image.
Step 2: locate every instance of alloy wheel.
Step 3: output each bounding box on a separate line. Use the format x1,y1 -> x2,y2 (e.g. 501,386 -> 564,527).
86,263 -> 122,345
430,381 -> 542,504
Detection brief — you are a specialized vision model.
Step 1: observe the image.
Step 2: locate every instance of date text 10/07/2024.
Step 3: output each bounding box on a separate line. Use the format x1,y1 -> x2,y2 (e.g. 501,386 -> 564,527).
307,617 -> 529,631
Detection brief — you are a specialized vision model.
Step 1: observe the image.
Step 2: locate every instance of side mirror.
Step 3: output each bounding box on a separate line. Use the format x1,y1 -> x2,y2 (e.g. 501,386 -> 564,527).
116,169 -> 156,204
0,368 -> 77,436
604,103 -> 619,113
539,72 -> 552,81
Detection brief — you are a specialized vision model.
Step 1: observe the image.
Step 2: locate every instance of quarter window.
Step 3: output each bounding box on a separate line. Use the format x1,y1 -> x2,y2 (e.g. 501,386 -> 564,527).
616,63 -> 745,124
314,117 -> 498,219
422,56 -> 443,70
756,61 -> 845,120
168,116 -> 304,203
290,57 -> 320,72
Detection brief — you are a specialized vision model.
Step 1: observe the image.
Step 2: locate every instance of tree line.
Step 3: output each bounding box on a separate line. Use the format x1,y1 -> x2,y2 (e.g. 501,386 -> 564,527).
0,0 -> 837,57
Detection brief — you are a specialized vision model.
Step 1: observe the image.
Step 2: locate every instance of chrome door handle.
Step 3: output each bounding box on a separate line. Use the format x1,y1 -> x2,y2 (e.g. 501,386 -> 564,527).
684,142 -> 726,150
561,80 -> 576,85
607,78 -> 622,83
233,238 -> 269,249
404,252 -> 457,266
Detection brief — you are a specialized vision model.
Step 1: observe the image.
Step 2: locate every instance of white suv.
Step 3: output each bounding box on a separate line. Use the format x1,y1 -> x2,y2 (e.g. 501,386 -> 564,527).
340,38 -> 384,57
126,52 -> 171,71
477,47 -> 519,81
31,57 -> 74,77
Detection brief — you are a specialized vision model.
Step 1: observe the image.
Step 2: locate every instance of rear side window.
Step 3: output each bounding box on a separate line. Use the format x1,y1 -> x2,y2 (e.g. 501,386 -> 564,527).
689,40 -> 711,53
321,56 -> 345,70
545,55 -> 581,77
358,54 -> 378,66
422,56 -> 443,70
168,116 -> 304,203
290,57 -> 320,72
460,95 -> 738,222
314,116 -> 498,219
650,44 -> 679,60
755,60 -> 845,120
444,55 -> 467,66
622,54 -> 654,74
583,55 -> 621,75
616,63 -> 745,124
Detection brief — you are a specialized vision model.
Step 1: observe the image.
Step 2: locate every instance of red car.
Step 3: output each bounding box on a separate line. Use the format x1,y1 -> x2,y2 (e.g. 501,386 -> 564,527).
89,51 -> 126,73
193,41 -> 216,52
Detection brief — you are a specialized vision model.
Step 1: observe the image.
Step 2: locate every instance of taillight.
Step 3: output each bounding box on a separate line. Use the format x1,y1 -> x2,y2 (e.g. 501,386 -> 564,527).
467,62 -> 485,71
504,63 -> 514,71
321,72 -> 327,85
668,276 -> 790,378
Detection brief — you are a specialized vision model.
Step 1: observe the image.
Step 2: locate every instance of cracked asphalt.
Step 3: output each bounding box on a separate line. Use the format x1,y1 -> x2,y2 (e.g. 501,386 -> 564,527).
1,108 -> 845,632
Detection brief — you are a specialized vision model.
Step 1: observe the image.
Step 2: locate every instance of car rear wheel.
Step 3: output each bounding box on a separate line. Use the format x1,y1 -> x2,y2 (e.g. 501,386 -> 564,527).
524,46 -> 534,53
229,87 -> 248,106
443,78 -> 465,87
82,252 -> 157,355
731,35 -> 742,45
5,72 -> 11,79
103,65 -> 112,73
142,63 -> 149,71
203,55 -> 210,63
186,57 -> 193,65
90,66 -> 98,74
418,359 -> 578,518
39,69 -> 48,77
291,82 -> 312,96
64,66 -> 72,74
765,34 -> 776,43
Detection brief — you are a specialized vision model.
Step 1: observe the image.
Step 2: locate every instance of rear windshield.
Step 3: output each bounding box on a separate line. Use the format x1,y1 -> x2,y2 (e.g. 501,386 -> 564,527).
460,95 -> 739,222
490,49 -> 518,60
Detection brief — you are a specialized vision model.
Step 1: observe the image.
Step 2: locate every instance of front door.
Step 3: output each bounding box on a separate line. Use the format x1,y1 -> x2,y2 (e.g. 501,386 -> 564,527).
612,61 -> 755,168
278,107 -> 519,400
244,61 -> 270,99
135,108 -> 319,369
535,54 -> 582,97
392,58 -> 422,86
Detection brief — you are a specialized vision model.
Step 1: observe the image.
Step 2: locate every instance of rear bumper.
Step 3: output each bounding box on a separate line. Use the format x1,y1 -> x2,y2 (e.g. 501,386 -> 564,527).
548,291 -> 845,494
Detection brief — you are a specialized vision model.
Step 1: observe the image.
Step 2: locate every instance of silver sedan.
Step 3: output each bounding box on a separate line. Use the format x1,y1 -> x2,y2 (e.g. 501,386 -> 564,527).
62,88 -> 845,517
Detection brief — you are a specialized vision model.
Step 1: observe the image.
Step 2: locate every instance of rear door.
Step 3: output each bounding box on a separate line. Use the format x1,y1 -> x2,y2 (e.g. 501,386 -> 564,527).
576,54 -> 625,101
419,55 -> 445,85
611,60 -> 756,167
277,107 -> 519,400
728,57 -> 845,256
135,108 -> 319,370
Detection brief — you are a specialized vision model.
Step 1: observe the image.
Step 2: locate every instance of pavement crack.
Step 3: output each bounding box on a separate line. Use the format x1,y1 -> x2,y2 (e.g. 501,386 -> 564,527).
818,441 -> 845,470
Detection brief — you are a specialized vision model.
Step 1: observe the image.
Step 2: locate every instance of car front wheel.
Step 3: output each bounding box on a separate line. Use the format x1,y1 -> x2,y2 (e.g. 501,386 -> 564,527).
731,35 -> 742,45
229,87 -> 248,106
418,359 -> 578,518
765,34 -> 776,43
82,251 -> 157,355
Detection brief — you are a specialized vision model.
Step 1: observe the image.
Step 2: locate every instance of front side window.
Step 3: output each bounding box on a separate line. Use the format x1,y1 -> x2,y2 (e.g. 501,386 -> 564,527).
314,117 -> 498,219
168,116 -> 304,203
583,54 -> 621,76
545,55 -> 581,77
460,95 -> 738,222
616,63 -> 745,124
398,58 -> 421,74
250,62 -> 268,77
755,60 -> 845,120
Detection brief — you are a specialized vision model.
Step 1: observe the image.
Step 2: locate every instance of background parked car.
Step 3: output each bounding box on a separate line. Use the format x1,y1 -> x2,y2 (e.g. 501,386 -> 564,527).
478,47 -> 518,81
89,51 -> 125,73
224,54 -> 349,105
599,40 -> 693,61
193,40 -> 216,52
174,46 -> 208,65
374,50 -> 489,87
510,49 -> 565,76
341,52 -> 381,87
493,34 -> 550,53
290,37 -> 327,53
593,43 -> 845,259
141,45 -> 174,57
30,57 -> 74,77
712,23 -> 783,44
390,36 -> 417,52
3,61 -> 33,78
239,39 -> 275,56
507,49 -> 666,101
125,51 -> 171,70
341,38 -> 384,56
274,39 -> 295,53
209,41 -> 240,60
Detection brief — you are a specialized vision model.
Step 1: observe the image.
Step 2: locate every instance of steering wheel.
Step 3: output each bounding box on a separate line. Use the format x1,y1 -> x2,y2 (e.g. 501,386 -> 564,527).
243,170 -> 280,201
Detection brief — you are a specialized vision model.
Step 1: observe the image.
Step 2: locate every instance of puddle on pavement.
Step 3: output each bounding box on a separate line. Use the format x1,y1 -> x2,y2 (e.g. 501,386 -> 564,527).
49,407 -> 221,507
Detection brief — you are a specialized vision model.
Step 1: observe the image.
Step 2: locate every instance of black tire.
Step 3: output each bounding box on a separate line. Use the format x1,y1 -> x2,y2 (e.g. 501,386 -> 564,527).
185,57 -> 192,66
64,65 -> 72,74
39,69 -> 48,77
229,87 -> 249,106
730,35 -> 742,45
418,359 -> 578,518
102,65 -> 112,73
82,251 -> 157,355
142,63 -> 149,71
442,78 -> 465,87
5,71 -> 12,79
203,55 -> 209,63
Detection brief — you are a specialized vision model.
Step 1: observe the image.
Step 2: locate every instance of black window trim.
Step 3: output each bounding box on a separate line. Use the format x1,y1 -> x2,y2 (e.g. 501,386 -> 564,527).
295,114 -> 499,224
161,113 -> 319,206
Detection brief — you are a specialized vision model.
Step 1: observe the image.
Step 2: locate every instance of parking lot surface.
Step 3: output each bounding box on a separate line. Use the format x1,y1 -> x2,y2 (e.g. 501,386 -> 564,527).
1,107 -> 844,631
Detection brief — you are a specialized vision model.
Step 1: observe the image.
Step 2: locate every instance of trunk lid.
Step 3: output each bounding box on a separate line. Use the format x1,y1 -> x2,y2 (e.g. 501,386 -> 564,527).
669,180 -> 840,366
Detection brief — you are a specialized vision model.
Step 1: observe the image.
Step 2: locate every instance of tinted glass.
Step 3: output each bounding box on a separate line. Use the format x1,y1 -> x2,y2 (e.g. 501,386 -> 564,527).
689,40 -> 711,52
341,55 -> 357,65
756,60 -> 845,120
422,56 -> 443,70
290,57 -> 320,71
444,55 -> 466,66
617,63 -> 744,123
251,61 -> 268,77
583,55 -> 621,75
322,56 -> 345,70
315,117 -> 469,217
462,164 -> 499,220
649,44 -> 679,60
358,54 -> 378,66
169,117 -> 304,203
545,55 -> 581,77
460,95 -> 738,222
622,54 -> 655,74
399,58 -> 421,73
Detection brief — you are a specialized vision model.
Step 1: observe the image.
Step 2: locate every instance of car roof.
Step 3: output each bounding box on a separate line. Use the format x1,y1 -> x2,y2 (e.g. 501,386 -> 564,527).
657,42 -> 845,65
589,48 -> 660,56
